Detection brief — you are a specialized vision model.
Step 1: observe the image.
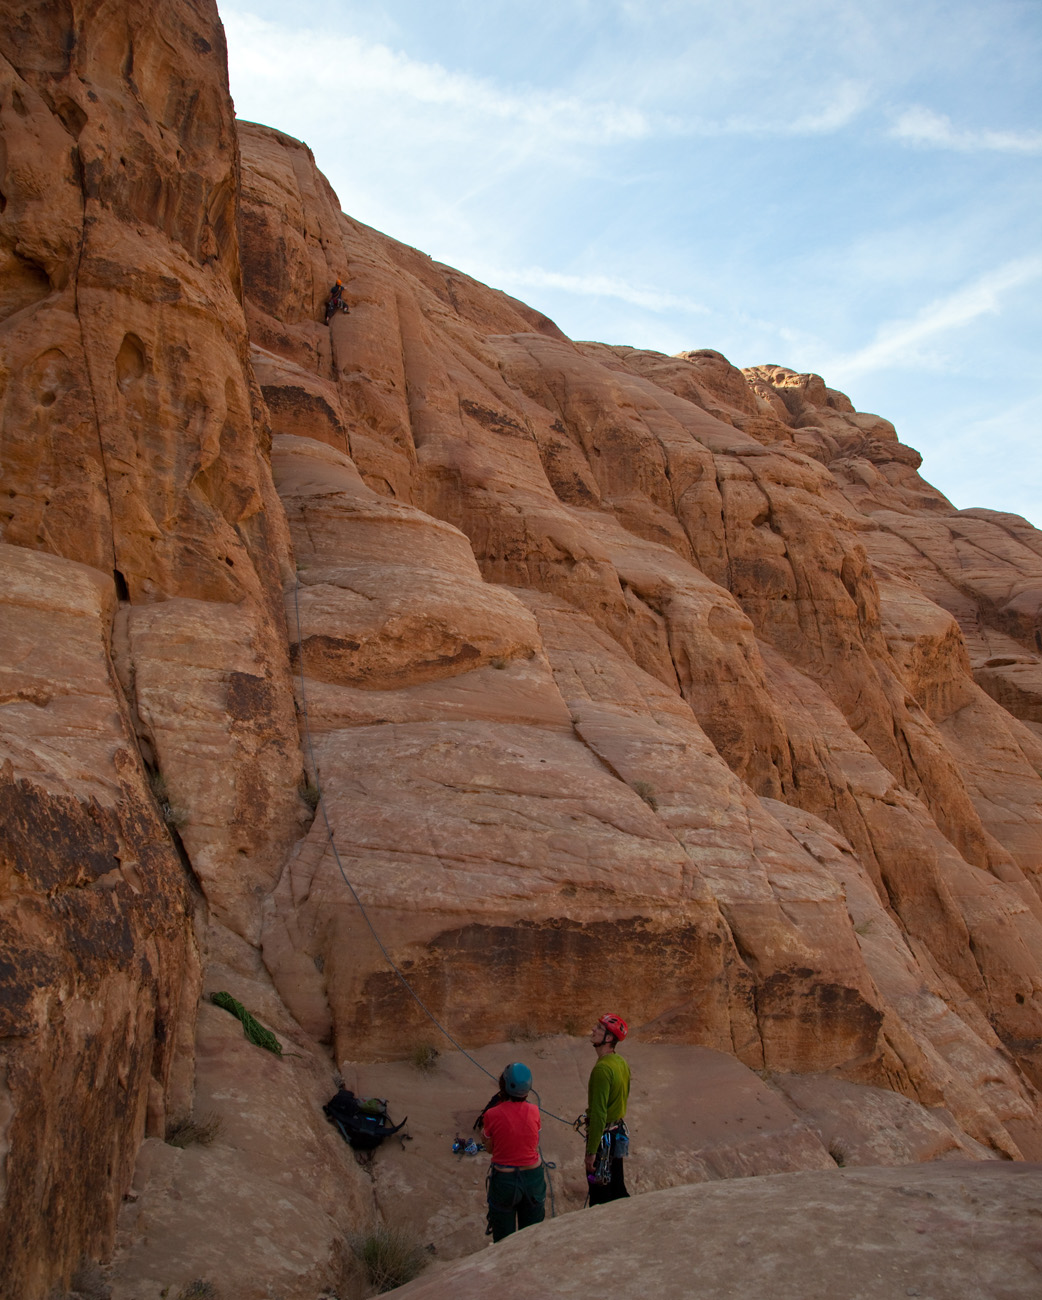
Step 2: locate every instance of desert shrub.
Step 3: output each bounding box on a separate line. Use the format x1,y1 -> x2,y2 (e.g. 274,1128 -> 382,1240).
409,1042 -> 439,1073
165,1113 -> 222,1148
352,1227 -> 428,1294
630,779 -> 658,811
299,776 -> 321,810
61,1261 -> 110,1300
176,1284 -> 218,1300
504,1022 -> 538,1042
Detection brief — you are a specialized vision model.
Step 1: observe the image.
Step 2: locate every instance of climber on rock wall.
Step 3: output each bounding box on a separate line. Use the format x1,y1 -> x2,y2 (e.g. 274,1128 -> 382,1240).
324,277 -> 348,323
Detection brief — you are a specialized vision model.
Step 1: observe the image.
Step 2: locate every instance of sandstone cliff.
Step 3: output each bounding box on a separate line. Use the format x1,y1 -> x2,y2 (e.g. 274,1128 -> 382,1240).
239,118 -> 1042,1122
2,2 -> 1042,1298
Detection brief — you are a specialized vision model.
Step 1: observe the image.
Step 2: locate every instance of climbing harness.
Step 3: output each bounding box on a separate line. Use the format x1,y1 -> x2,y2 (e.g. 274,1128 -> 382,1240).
574,1111 -> 629,1202
589,1123 -> 629,1184
484,1164 -> 546,1237
591,1132 -> 613,1186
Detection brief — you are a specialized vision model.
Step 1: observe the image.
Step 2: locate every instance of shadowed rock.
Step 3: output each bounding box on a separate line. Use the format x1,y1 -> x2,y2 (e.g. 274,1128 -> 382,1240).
2,2 -> 1042,1297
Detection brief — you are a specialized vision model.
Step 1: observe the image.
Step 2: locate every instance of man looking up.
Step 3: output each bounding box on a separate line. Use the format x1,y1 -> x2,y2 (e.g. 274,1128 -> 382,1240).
585,1013 -> 630,1205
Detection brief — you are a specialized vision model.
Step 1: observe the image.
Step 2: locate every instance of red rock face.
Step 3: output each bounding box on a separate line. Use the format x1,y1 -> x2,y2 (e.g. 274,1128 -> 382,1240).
237,120 -> 1042,1141
0,3 -> 303,1294
3,4 -> 1042,1297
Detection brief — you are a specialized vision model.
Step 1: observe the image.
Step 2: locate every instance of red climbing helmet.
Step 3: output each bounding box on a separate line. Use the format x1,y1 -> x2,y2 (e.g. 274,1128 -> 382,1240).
598,1013 -> 628,1042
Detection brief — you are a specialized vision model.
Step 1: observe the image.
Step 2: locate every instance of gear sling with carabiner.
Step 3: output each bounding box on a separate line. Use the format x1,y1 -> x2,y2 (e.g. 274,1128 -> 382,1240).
591,1118 -> 630,1185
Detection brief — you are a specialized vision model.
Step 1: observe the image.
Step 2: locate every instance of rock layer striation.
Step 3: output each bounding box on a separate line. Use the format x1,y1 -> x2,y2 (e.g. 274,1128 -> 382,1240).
237,119 -> 1042,1152
1,2 -> 1042,1297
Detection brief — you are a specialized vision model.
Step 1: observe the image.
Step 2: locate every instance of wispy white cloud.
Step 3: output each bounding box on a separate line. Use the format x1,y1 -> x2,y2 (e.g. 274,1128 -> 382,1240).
890,105 -> 1042,153
711,81 -> 871,137
224,1 -> 1040,523
483,266 -> 712,315
224,9 -> 870,148
825,257 -> 1042,379
225,11 -> 657,144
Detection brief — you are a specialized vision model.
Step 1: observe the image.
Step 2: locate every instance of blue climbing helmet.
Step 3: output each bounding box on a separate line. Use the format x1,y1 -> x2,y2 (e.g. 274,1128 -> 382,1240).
501,1062 -> 532,1098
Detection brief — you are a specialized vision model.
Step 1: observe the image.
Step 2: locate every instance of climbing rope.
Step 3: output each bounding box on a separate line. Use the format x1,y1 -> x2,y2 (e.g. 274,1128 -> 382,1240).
291,578 -> 573,1135
211,990 -> 283,1055
291,580 -> 588,1224
292,579 -> 498,1081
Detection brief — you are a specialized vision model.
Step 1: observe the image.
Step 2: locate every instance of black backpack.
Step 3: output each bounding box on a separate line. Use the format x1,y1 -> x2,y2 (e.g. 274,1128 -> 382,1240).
323,1088 -> 407,1151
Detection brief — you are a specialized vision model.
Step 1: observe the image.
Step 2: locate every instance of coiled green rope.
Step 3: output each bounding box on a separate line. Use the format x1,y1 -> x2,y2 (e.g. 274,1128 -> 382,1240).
210,991 -> 283,1056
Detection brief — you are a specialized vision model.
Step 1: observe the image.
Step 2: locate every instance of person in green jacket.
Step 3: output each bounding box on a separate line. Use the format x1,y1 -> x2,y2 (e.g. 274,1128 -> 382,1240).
584,1012 -> 630,1205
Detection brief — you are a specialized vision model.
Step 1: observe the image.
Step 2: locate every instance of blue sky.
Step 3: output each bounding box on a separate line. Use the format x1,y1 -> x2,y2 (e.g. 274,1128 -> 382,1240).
222,0 -> 1041,525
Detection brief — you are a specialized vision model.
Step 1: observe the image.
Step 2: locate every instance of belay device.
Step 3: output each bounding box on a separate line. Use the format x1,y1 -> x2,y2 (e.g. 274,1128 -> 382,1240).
323,1088 -> 407,1151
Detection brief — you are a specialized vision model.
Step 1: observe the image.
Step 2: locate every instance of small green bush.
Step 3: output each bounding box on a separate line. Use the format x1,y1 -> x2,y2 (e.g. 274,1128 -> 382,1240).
299,776 -> 321,810
352,1227 -> 428,1294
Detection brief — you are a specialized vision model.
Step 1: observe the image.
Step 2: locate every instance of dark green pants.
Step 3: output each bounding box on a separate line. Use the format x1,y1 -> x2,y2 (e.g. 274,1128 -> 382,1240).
487,1165 -> 546,1242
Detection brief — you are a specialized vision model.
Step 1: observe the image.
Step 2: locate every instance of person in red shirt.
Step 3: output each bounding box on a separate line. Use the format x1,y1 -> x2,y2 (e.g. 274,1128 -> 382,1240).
480,1062 -> 545,1242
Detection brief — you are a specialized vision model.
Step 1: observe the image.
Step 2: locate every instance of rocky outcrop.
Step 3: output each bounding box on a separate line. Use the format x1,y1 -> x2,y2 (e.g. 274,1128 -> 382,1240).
0,3 -> 303,1294
237,119 -> 1042,1151
388,1161 -> 1042,1300
0,544 -> 200,1298
2,2 -> 1042,1297
108,957 -> 372,1300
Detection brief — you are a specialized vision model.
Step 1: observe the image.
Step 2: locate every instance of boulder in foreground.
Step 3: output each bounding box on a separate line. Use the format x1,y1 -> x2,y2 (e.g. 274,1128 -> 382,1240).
392,1162 -> 1042,1300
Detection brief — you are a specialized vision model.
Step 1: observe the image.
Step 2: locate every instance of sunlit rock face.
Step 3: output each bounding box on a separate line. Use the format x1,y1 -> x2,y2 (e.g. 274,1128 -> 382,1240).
238,123 -> 1042,1152
0,4 -> 304,1295
3,3 -> 1042,1296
